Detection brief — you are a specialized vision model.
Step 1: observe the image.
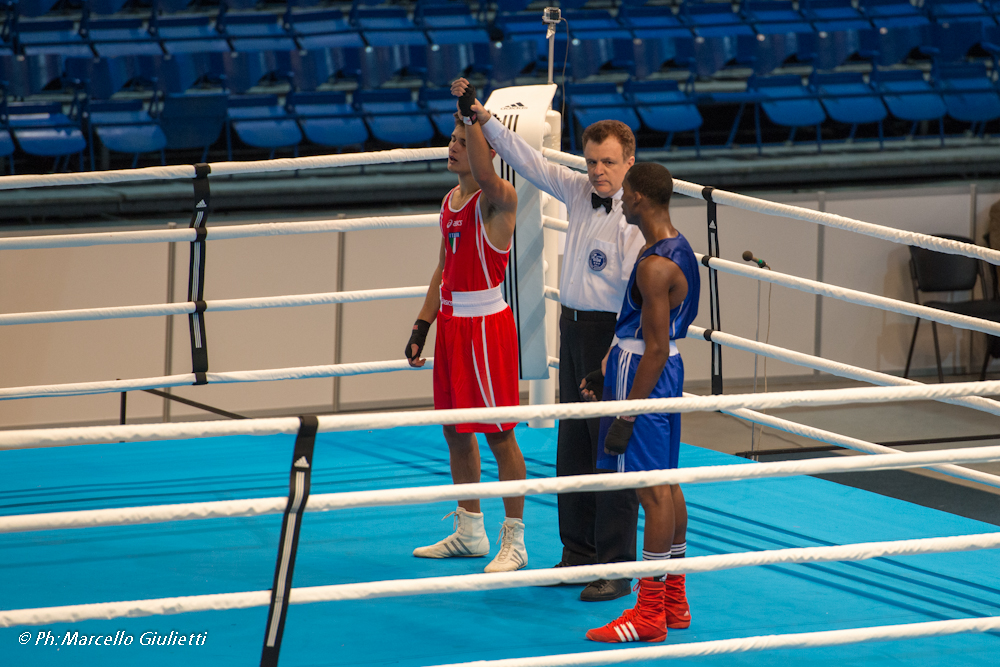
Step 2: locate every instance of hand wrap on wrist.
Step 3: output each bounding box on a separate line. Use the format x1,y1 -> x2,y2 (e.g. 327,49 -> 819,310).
405,319 -> 431,360
603,417 -> 635,455
458,83 -> 477,124
582,369 -> 604,401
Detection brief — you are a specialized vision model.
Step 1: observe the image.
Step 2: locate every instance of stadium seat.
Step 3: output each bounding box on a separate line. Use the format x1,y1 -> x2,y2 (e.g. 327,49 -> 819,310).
871,68 -> 946,142
220,50 -> 278,93
274,49 -> 332,92
748,74 -> 827,152
740,1 -> 813,74
156,16 -> 231,56
87,18 -> 164,58
811,71 -> 887,146
64,56 -> 133,99
355,89 -> 434,146
933,62 -> 1000,133
858,0 -> 932,65
561,10 -> 634,80
158,92 -> 228,161
564,83 -> 640,151
136,53 -> 214,94
227,94 -> 302,159
221,14 -> 297,53
19,19 -> 93,58
0,54 -> 64,98
87,99 -> 166,168
8,101 -> 87,171
416,4 -> 492,86
418,86 -> 459,137
618,6 -> 695,79
354,8 -> 428,88
624,79 -> 703,154
799,0 -> 872,67
288,90 -> 368,148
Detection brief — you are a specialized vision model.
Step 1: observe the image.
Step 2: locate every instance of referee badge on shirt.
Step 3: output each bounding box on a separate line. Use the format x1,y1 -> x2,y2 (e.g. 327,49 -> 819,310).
448,231 -> 460,253
588,249 -> 608,272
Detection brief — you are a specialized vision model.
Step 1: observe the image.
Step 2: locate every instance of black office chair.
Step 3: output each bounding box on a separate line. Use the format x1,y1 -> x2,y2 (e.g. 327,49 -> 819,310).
903,234 -> 1000,382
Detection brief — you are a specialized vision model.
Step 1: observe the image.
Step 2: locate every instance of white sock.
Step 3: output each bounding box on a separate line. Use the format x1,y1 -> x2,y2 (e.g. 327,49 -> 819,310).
642,549 -> 670,582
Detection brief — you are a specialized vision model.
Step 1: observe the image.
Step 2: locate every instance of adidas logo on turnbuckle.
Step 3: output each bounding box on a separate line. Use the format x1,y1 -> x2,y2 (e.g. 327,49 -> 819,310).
501,102 -> 526,110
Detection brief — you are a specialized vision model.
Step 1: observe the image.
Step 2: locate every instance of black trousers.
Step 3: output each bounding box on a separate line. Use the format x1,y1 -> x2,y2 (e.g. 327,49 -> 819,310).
557,309 -> 640,567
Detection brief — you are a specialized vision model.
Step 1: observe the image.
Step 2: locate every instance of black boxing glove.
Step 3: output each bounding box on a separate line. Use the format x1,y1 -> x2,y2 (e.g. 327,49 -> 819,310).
582,369 -> 604,401
405,319 -> 431,360
458,82 -> 477,124
603,416 -> 635,455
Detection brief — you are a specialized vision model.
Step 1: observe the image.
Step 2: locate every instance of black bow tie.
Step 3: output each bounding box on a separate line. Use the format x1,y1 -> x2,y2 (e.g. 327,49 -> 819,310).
591,192 -> 613,214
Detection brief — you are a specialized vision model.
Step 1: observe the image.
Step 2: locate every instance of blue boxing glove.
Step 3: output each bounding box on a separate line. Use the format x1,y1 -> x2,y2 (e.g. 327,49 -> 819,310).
603,416 -> 635,455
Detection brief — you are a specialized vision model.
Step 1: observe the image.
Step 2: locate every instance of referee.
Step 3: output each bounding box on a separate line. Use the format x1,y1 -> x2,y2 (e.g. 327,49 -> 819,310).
451,78 -> 644,602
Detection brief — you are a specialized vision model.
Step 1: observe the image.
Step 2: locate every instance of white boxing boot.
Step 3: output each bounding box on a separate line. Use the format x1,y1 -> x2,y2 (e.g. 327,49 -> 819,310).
484,517 -> 527,573
413,507 -> 490,558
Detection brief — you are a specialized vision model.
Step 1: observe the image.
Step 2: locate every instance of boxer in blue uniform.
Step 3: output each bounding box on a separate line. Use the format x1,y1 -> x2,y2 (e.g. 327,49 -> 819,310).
581,163 -> 700,644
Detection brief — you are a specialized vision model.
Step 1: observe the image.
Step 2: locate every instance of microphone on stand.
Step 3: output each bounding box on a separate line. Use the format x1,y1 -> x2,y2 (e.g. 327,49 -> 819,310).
742,250 -> 770,270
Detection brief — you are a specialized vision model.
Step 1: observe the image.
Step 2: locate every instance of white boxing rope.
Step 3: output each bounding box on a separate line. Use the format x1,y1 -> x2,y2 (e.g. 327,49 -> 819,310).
6,443 -> 1000,533
688,325 -> 1000,418
544,286 -> 560,301
698,253 -> 1000,337
3,532 -> 1000,627
0,147 -> 448,191
0,213 -> 438,251
542,215 -> 568,232
541,148 -> 1000,266
0,286 -> 428,327
7,379 -> 1000,450
426,616 -> 1000,667
712,400 -> 1000,489
0,358 -> 432,401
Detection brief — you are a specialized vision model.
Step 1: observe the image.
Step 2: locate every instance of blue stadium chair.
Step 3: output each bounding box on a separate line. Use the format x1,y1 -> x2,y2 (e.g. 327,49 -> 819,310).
563,82 -> 640,151
493,13 -> 553,79
740,1 -> 813,75
933,62 -> 1000,133
221,14 -> 297,53
858,0 -> 932,65
8,101 -> 87,170
64,56 -> 133,99
227,94 -> 302,159
286,9 -> 363,50
354,8 -> 428,88
0,54 -> 64,98
624,79 -> 703,155
88,0 -> 131,16
416,4 -> 491,87
561,10 -> 634,80
355,89 -> 434,146
922,20 -> 991,62
924,0 -> 994,21
87,99 -> 166,168
136,53 -> 214,94
158,92 -> 227,162
871,68 -> 946,143
681,2 -> 755,76
220,50 -> 277,93
274,49 -> 334,91
18,19 -> 93,58
811,71 -> 887,146
87,18 -> 163,58
16,0 -> 60,18
618,6 -> 695,79
419,86 -> 459,137
287,90 -> 368,149
748,74 -> 827,152
156,16 -> 231,56
799,0 -> 872,68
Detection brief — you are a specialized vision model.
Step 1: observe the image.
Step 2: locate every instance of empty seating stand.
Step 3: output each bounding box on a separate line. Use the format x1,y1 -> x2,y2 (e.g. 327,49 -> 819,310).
748,74 -> 828,152
8,101 -> 87,170
564,83 -> 640,151
355,89 -> 433,146
419,86 -> 461,138
354,8 -> 427,89
624,79 -> 703,154
87,99 -> 166,168
288,90 -> 368,149
158,92 -> 228,162
227,94 -> 301,158
416,4 -> 491,87
811,71 -> 887,145
933,62 -> 1000,133
871,68 -> 946,142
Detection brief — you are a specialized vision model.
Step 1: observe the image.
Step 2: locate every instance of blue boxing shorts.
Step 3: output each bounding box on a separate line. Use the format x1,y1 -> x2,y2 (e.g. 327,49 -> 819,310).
596,342 -> 683,473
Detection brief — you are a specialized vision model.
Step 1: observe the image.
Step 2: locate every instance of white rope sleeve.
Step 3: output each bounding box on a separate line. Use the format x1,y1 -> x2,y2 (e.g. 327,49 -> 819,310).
0,213 -> 439,251
0,358 -> 432,401
6,379 -> 1000,448
540,148 -> 1000,266
0,286 -> 428,326
712,401 -> 1000,489
0,147 -> 447,191
544,286 -> 560,301
542,215 -> 568,232
699,253 -> 1000,337
426,616 -> 1000,667
688,325 -> 1000,418
3,532 -> 999,627
4,443 -> 1000,533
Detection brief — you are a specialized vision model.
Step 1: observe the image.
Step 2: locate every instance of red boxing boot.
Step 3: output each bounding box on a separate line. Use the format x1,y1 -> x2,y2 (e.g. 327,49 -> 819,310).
663,574 -> 691,629
585,578 -> 667,643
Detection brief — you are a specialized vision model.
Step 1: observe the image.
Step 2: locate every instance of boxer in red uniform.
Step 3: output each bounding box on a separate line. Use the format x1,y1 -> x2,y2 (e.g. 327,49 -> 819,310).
404,87 -> 527,573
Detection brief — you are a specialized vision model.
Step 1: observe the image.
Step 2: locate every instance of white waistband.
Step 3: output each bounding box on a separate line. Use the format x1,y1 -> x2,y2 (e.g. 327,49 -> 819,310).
613,336 -> 679,357
440,286 -> 507,317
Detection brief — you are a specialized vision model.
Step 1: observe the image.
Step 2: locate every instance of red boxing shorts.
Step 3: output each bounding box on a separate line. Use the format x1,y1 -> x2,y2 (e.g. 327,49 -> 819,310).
433,307 -> 520,433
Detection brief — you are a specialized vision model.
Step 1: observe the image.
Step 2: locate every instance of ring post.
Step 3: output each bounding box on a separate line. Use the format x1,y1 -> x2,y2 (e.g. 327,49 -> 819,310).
484,84 -> 559,427
704,186 -> 723,395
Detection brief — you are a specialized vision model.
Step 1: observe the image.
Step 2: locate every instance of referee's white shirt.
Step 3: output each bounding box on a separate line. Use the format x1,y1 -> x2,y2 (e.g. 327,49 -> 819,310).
482,116 -> 644,314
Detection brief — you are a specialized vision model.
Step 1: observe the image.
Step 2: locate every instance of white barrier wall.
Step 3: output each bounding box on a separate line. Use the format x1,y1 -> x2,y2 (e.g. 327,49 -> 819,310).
0,180 -> 997,430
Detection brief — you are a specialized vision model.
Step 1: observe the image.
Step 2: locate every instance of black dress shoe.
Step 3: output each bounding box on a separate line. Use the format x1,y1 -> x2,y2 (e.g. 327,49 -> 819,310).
580,578 -> 632,602
545,560 -> 590,586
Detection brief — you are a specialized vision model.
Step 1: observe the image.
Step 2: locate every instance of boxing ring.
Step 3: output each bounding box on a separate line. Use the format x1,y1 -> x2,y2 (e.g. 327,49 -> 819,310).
3,134 -> 1000,667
